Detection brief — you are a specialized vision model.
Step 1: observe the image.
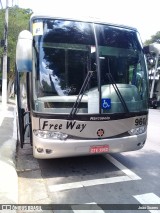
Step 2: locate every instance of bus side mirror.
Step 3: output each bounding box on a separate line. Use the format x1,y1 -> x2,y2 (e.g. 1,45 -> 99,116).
143,46 -> 149,54
16,30 -> 33,72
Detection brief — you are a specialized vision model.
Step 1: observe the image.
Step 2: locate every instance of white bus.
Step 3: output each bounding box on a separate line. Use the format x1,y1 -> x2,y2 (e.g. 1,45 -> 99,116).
16,14 -> 149,159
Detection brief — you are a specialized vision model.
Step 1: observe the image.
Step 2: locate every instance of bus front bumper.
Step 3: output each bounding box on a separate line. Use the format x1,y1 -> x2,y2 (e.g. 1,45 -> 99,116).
32,132 -> 147,159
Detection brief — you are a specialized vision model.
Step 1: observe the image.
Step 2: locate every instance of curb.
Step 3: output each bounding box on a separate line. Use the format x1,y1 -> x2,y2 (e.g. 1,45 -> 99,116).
0,100 -> 18,206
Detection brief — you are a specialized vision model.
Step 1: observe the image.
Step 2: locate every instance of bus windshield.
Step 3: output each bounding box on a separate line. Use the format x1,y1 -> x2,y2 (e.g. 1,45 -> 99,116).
32,19 -> 148,114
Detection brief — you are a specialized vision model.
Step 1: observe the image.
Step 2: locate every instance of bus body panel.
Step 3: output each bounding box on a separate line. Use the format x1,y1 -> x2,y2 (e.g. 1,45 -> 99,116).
32,115 -> 148,138
32,131 -> 147,159
31,115 -> 147,158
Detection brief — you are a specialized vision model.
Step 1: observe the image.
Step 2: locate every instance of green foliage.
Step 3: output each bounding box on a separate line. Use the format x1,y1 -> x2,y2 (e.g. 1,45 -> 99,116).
144,31 -> 160,45
143,31 -> 160,71
0,6 -> 32,79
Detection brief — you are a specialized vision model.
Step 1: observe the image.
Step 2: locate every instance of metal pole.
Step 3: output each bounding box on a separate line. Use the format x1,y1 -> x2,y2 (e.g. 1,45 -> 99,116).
0,0 -> 3,9
2,0 -> 8,108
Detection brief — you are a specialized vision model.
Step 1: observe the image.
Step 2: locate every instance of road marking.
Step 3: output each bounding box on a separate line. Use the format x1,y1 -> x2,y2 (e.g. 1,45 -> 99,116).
49,175 -> 131,192
134,193 -> 160,213
72,202 -> 105,213
104,154 -> 141,180
49,154 -> 141,192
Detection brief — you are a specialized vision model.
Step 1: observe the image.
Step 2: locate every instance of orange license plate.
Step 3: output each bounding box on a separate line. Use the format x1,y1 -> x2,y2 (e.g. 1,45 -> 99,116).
90,145 -> 109,153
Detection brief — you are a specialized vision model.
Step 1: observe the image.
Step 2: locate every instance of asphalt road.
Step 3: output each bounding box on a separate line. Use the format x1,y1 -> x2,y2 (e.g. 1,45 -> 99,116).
16,109 -> 160,213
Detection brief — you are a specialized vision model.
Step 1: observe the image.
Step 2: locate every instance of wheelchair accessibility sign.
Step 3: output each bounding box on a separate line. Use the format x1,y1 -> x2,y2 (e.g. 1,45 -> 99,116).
101,98 -> 111,110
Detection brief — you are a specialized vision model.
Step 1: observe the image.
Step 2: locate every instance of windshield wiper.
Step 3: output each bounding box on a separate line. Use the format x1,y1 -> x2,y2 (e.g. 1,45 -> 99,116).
106,58 -> 129,113
69,70 -> 94,118
106,72 -> 129,113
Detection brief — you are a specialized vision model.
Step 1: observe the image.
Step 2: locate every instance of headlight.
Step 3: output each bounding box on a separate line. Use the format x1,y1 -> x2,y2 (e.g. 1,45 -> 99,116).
33,130 -> 68,140
128,126 -> 147,135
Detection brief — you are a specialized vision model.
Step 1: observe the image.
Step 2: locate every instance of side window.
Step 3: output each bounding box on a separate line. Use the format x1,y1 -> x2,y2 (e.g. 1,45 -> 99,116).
129,62 -> 143,97
129,65 -> 134,84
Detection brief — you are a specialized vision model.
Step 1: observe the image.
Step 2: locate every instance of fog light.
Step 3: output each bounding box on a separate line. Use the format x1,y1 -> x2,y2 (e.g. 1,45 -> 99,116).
137,142 -> 144,147
46,149 -> 52,154
37,147 -> 44,153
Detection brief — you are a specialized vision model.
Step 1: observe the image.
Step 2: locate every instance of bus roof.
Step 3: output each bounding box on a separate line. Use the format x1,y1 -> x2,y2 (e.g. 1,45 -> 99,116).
30,13 -> 138,32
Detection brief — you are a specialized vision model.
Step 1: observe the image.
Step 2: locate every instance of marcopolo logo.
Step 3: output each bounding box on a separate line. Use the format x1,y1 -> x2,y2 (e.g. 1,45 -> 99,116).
97,129 -> 104,137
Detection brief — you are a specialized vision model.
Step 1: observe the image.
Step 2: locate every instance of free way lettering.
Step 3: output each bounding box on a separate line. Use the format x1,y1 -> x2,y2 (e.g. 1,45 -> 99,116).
42,121 -> 86,132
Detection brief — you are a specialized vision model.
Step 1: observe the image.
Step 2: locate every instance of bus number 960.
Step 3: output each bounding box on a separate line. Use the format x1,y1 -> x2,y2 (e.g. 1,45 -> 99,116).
135,118 -> 147,126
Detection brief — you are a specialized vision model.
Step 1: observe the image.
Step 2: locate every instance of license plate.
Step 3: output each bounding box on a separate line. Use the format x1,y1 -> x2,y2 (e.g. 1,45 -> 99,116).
90,145 -> 109,153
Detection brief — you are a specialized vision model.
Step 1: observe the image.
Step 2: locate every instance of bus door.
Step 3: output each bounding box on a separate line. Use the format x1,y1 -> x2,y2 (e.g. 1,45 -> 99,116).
16,68 -> 32,148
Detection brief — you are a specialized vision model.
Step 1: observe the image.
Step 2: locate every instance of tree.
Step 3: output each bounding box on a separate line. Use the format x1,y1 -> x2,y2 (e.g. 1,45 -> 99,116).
0,6 -> 32,96
144,31 -> 160,45
144,31 -> 160,69
144,31 -> 160,99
